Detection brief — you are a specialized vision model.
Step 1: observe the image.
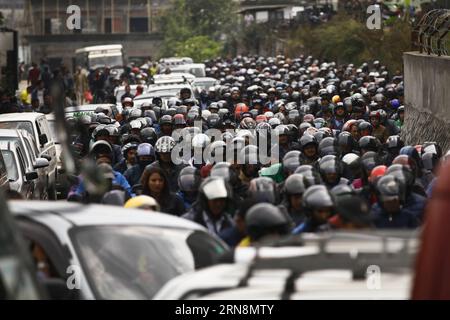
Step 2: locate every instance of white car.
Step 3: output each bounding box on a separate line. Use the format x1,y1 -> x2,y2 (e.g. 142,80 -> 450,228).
154,231 -> 418,300
0,113 -> 57,199
146,84 -> 194,100
171,63 -> 206,78
0,129 -> 49,199
193,77 -> 220,92
114,84 -> 148,103
153,73 -> 195,86
11,201 -> 229,300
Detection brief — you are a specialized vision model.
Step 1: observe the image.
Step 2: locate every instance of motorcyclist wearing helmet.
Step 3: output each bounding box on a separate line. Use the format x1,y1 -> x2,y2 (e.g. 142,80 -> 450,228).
299,134 -> 319,165
292,185 -> 334,234
114,142 -> 139,174
124,143 -> 155,188
70,141 -> 134,202
147,136 -> 186,192
328,187 -> 373,230
369,111 -> 389,143
319,156 -> 349,189
330,102 -> 348,131
177,166 -> 202,211
370,175 -> 420,229
183,177 -> 235,238
394,106 -> 405,130
239,145 -> 260,187
159,115 -> 173,137
92,127 -> 123,166
243,203 -> 292,245
281,173 -> 307,226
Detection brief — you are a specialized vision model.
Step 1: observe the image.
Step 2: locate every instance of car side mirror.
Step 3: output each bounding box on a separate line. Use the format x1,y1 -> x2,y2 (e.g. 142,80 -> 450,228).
39,134 -> 48,146
25,171 -> 38,181
41,278 -> 80,300
34,158 -> 49,169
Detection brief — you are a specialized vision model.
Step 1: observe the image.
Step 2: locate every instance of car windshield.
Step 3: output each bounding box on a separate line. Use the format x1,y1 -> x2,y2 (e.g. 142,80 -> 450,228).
72,226 -> 227,299
1,150 -> 18,182
148,87 -> 189,98
89,55 -> 123,69
0,122 -> 34,137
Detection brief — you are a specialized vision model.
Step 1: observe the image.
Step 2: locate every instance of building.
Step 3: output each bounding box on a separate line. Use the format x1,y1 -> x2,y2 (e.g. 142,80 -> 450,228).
22,0 -> 169,71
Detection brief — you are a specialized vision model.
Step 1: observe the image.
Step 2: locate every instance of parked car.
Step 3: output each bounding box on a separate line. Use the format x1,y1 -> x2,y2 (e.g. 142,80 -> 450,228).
11,201 -> 229,300
193,77 -> 220,92
0,149 -> 9,193
0,129 -> 50,199
0,141 -> 41,199
146,84 -> 195,100
152,73 -> 195,86
0,196 -> 44,299
154,231 -> 418,300
0,113 -> 57,199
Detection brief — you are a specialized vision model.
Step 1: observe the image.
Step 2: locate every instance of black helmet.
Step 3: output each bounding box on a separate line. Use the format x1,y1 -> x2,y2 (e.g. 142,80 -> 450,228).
248,177 -> 278,204
359,136 -> 380,153
386,135 -> 404,151
300,134 -> 318,150
337,131 -> 356,154
386,164 -> 415,189
121,142 -> 139,159
282,150 -> 302,175
376,175 -> 406,204
318,137 -> 339,157
284,174 -> 306,196
319,156 -> 343,186
140,127 -> 158,146
335,193 -> 372,226
358,121 -> 373,135
302,185 -> 334,215
361,151 -> 382,175
246,203 -> 291,241
342,153 -> 363,180
178,167 -> 201,193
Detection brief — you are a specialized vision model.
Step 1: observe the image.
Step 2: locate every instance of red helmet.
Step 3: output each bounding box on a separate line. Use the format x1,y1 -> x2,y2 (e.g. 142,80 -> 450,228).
234,103 -> 249,120
256,115 -> 268,123
342,119 -> 357,132
369,165 -> 387,184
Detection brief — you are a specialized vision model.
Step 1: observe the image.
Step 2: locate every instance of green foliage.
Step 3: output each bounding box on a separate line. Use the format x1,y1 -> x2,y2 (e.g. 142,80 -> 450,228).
286,14 -> 412,72
158,0 -> 238,60
174,36 -> 223,62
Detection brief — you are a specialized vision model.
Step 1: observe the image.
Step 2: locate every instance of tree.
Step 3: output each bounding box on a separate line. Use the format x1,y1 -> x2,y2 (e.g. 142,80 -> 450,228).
174,36 -> 223,62
158,0 -> 238,60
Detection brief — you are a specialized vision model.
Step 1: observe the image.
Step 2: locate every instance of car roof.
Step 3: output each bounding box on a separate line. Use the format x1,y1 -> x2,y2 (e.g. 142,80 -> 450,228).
9,200 -> 206,231
65,104 -> 114,113
147,84 -> 192,91
0,112 -> 45,121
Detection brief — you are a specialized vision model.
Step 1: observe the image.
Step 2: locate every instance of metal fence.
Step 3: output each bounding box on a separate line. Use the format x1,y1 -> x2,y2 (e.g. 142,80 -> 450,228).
413,9 -> 450,56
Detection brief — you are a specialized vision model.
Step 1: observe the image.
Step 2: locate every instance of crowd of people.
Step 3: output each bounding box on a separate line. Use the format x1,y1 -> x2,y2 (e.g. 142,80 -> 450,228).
5,54 -> 445,248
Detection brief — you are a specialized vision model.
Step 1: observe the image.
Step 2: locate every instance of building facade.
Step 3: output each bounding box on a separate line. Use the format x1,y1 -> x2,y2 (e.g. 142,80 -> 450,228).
23,0 -> 169,70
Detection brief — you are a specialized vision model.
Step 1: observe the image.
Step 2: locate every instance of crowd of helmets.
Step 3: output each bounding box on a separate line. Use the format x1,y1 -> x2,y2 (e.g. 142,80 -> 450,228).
65,54 -> 444,247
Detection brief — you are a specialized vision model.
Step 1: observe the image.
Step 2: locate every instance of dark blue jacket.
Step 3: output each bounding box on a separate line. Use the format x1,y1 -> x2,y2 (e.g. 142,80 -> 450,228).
370,196 -> 423,229
124,164 -> 146,188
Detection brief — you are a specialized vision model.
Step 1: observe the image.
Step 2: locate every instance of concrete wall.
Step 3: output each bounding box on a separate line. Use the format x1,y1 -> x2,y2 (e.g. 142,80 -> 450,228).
402,52 -> 450,152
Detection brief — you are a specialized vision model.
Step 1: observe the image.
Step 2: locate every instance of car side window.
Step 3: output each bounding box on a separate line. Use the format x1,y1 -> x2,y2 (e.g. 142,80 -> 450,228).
16,148 -> 27,176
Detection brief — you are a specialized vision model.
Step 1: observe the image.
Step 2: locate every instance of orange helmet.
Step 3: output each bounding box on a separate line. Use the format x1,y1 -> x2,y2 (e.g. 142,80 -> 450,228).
234,103 -> 249,120
369,165 -> 387,184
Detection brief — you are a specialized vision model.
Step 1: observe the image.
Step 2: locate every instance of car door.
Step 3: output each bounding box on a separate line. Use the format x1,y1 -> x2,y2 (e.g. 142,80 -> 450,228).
35,117 -> 56,180
0,200 -> 43,299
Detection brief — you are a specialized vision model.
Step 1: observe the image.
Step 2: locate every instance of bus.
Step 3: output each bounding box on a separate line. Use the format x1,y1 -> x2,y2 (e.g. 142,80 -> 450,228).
74,44 -> 125,70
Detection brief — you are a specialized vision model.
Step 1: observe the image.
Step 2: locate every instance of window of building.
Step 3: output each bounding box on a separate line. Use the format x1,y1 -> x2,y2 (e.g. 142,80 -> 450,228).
130,17 -> 148,33
105,18 -> 112,33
